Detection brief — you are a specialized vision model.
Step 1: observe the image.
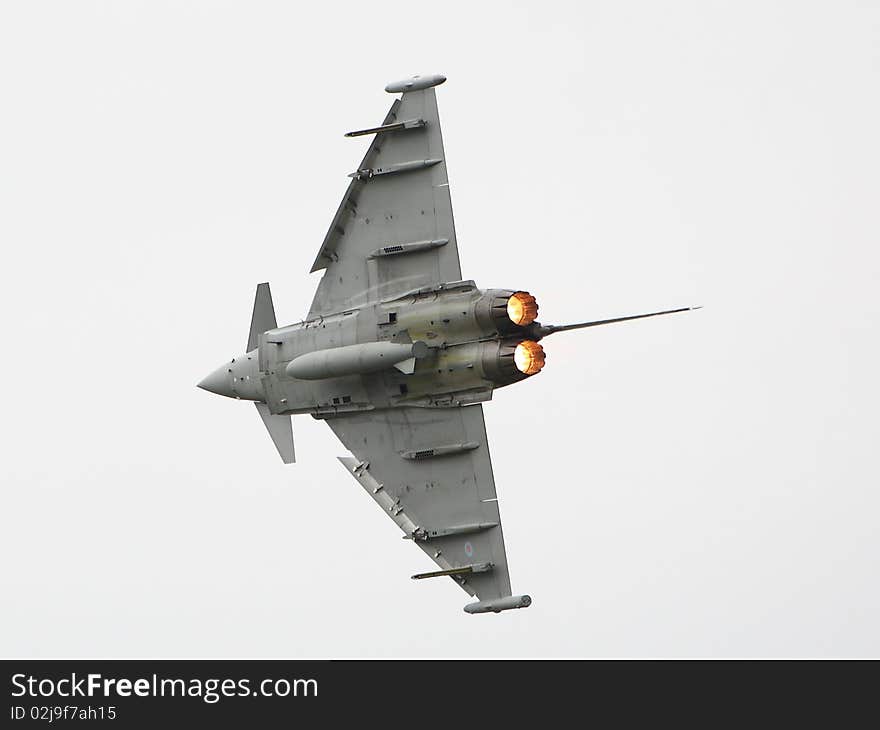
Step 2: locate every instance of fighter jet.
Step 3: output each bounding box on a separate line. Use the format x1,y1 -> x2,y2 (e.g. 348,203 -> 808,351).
198,74 -> 697,614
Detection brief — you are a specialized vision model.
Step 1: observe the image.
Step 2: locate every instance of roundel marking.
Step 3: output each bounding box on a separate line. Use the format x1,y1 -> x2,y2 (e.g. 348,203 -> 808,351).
464,541 -> 474,557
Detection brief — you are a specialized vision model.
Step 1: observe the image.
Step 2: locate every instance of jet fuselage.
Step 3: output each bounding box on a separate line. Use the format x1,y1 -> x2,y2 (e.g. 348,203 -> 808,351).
198,281 -> 545,416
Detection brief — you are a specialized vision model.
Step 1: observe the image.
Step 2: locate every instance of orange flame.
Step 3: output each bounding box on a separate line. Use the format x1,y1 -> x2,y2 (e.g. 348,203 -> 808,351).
514,340 -> 546,375
507,292 -> 538,326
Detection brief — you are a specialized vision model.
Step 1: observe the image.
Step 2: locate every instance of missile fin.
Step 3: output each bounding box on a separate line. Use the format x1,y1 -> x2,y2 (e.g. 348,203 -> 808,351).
393,357 -> 417,374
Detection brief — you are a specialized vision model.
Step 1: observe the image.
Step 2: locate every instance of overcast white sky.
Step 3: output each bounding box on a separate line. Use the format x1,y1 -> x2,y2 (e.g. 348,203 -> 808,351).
2,1 -> 878,657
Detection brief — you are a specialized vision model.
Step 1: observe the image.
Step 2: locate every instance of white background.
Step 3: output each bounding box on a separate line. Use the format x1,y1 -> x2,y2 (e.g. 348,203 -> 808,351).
2,1 -> 878,657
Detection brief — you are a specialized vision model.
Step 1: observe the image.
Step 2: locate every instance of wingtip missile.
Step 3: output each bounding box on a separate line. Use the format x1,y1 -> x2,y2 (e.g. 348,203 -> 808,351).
464,594 -> 532,614
385,73 -> 447,94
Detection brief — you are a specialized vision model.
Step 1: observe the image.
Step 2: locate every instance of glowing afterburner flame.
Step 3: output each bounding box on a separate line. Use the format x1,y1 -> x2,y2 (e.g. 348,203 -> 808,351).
507,292 -> 539,326
514,340 -> 546,375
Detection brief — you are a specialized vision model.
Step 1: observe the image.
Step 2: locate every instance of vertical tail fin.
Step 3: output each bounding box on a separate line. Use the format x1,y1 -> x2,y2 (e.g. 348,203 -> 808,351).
247,282 -> 277,352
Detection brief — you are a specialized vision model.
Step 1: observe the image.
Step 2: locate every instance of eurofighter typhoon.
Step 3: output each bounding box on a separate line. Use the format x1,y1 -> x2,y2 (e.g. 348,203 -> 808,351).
198,74 -> 697,614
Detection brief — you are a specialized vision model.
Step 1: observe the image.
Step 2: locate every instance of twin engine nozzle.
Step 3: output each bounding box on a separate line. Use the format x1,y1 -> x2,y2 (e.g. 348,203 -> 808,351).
479,290 -> 547,381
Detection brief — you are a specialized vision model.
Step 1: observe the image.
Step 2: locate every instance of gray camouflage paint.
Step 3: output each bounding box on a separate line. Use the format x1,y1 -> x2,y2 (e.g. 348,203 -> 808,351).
198,75 -> 695,613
